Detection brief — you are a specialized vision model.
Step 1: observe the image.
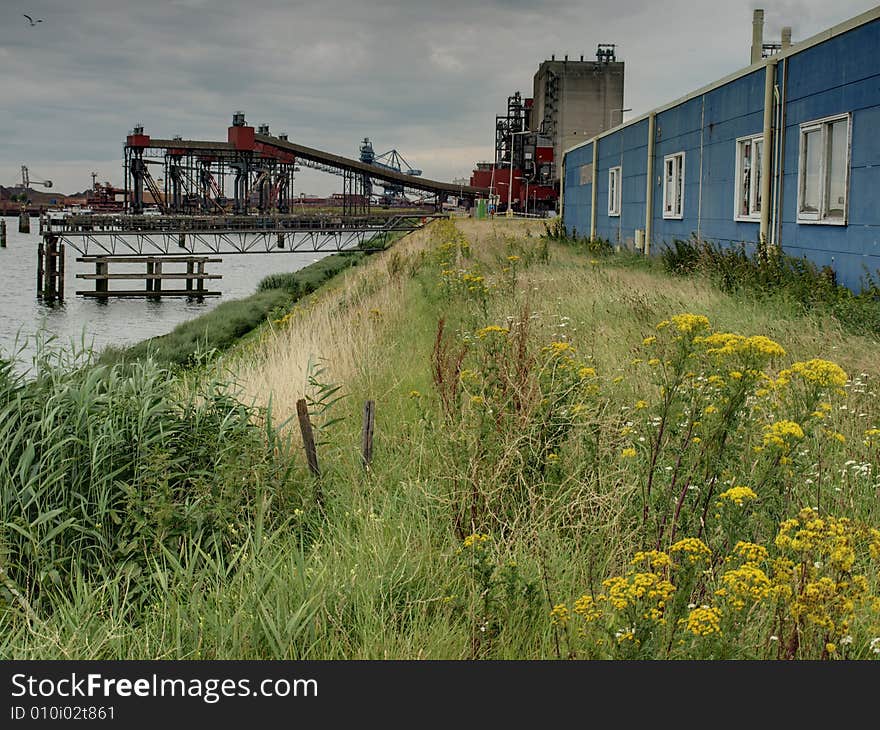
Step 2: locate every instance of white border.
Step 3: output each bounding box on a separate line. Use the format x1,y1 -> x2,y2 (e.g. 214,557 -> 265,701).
608,166 -> 622,216
662,152 -> 685,220
734,133 -> 764,222
796,112 -> 851,226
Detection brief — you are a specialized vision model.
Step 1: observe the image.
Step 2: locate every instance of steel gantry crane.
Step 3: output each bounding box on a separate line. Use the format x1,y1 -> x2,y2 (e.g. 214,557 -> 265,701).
21,165 -> 52,189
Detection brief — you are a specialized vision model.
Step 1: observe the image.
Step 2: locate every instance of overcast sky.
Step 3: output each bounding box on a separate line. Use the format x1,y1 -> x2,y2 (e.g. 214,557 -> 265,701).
1,0 -> 876,196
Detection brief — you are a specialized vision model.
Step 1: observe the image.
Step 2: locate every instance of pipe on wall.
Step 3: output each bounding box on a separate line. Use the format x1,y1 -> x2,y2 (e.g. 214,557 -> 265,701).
644,112 -> 656,255
759,58 -> 777,248
589,140 -> 598,239
559,155 -> 565,221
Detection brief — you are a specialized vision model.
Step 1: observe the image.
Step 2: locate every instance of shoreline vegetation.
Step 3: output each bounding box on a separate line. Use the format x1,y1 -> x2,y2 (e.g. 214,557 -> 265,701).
3,217 -> 880,660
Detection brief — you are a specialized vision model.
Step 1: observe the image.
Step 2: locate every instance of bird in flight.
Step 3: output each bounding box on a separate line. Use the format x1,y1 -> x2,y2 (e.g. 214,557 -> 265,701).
23,14 -> 44,26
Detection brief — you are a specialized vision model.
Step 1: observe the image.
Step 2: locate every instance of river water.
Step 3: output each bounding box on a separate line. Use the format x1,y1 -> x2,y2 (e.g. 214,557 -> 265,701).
0,216 -> 331,372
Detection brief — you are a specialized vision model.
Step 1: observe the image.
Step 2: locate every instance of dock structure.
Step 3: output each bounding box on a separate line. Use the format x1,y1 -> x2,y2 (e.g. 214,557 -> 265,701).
36,235 -> 65,301
35,210 -> 442,302
75,255 -> 222,298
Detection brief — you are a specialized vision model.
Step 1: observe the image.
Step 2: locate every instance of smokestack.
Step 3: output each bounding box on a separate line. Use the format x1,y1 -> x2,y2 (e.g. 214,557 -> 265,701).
751,8 -> 764,64
781,26 -> 792,49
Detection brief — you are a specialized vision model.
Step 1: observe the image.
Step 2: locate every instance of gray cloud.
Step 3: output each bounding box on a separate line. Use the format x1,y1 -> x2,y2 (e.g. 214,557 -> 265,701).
1,0 -> 876,195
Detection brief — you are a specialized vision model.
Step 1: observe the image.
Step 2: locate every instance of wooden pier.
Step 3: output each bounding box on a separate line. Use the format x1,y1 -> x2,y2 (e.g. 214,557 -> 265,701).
37,235 -> 65,301
75,255 -> 222,298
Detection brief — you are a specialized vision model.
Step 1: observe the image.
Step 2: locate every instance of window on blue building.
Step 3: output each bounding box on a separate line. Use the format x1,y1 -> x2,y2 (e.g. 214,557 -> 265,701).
608,166 -> 622,216
797,114 -> 850,224
735,134 -> 763,221
663,152 -> 685,219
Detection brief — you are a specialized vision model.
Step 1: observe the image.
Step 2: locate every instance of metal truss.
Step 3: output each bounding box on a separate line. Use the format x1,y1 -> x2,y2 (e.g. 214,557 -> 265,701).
44,213 -> 439,257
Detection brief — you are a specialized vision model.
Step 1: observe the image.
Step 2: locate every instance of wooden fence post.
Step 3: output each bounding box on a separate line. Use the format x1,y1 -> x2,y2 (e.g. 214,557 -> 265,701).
361,399 -> 375,469
296,398 -> 320,477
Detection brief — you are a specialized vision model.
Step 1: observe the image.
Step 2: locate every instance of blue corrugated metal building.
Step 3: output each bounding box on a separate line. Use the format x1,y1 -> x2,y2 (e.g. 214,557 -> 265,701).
561,7 -> 880,293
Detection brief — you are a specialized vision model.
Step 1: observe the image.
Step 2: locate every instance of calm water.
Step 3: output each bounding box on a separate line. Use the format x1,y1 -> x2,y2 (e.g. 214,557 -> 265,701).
0,216 -> 332,370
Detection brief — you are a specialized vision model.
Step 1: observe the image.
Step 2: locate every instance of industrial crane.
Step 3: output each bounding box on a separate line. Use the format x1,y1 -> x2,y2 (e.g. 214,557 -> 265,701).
21,165 -> 52,189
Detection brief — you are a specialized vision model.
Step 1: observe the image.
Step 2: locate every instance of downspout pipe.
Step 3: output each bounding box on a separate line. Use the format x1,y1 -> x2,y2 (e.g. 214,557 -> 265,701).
644,112 -> 656,256
759,58 -> 777,251
559,154 -> 565,223
589,140 -> 598,240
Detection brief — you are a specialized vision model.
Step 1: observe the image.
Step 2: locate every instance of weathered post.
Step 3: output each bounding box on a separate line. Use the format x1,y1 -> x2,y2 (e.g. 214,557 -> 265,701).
57,243 -> 65,300
0,218 -> 6,247
186,260 -> 194,292
178,232 -> 186,248
296,398 -> 320,477
146,260 -> 155,292
43,235 -> 57,300
277,232 -> 285,249
18,210 -> 30,234
196,259 -> 205,294
361,399 -> 375,469
36,240 -> 44,297
95,259 -> 108,295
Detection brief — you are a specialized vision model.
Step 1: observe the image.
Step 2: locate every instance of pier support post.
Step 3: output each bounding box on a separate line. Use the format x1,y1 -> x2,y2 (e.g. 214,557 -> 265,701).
19,211 -> 30,234
178,232 -> 186,248
96,260 -> 108,294
277,232 -> 285,248
0,219 -> 6,247
42,235 -> 58,301
186,260 -> 194,292
146,261 -> 155,292
37,240 -> 44,297
58,243 -> 65,299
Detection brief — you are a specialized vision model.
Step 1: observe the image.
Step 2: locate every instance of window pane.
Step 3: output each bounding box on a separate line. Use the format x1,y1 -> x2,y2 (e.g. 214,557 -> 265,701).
801,129 -> 821,214
825,119 -> 848,218
665,159 -> 674,212
608,171 -> 614,213
739,141 -> 751,216
675,155 -> 683,216
753,140 -> 762,214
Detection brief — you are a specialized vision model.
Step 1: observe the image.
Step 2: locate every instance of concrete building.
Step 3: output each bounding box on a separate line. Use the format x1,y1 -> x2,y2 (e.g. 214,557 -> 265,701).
561,7 -> 880,293
532,46 -> 625,182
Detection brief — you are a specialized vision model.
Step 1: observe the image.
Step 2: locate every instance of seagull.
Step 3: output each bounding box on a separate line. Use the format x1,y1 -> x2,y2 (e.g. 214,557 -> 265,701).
23,14 -> 44,26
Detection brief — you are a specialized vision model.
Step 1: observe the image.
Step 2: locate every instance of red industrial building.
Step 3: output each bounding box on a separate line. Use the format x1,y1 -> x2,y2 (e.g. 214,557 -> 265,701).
470,45 -> 625,214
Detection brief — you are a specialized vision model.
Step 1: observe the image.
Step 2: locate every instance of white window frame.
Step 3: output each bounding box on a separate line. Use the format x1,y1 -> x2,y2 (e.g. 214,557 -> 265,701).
734,133 -> 763,222
608,166 -> 622,217
796,112 -> 851,226
662,152 -> 685,220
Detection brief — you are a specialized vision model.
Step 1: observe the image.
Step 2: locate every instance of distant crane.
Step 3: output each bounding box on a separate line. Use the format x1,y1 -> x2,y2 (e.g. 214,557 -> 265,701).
21,165 -> 52,189
358,138 -> 422,204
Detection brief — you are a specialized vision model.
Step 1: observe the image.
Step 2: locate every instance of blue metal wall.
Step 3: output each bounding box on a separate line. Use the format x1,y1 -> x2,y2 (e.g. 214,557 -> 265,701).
562,14 -> 880,292
563,141 -> 592,239
778,19 -> 880,290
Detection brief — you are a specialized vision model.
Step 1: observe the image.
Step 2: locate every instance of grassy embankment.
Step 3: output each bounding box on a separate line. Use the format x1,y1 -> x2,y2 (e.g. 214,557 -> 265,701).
3,217 -> 880,659
98,251 -> 369,369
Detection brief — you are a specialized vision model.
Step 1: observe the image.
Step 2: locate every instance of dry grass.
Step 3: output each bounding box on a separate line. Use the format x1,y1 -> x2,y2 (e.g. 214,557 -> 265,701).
229,225 -> 435,422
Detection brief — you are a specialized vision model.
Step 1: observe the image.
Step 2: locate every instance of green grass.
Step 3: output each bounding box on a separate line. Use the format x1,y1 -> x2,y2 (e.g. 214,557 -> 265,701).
4,219 -> 880,660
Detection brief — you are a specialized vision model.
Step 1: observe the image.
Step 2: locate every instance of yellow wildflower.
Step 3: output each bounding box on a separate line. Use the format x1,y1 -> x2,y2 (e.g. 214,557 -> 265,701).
670,537 -> 712,565
685,606 -> 722,636
476,325 -> 509,338
463,533 -> 491,548
550,603 -> 570,626
670,313 -> 711,334
717,486 -> 758,506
